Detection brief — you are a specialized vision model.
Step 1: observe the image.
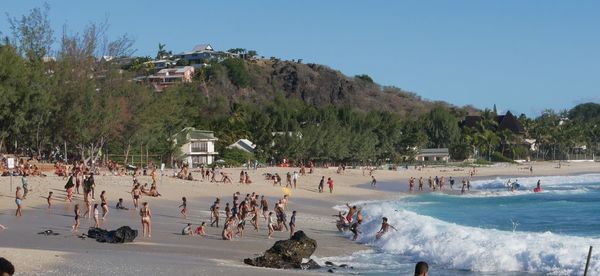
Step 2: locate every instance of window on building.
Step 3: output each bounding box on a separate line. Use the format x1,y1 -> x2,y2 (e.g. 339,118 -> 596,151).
192,141 -> 208,152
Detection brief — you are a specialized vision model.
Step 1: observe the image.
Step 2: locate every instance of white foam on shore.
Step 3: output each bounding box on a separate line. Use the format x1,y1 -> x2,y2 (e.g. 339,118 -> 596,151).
471,174 -> 600,190
341,201 -> 600,274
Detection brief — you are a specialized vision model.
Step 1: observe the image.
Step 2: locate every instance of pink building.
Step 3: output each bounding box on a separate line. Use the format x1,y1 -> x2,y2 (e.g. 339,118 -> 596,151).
146,66 -> 195,91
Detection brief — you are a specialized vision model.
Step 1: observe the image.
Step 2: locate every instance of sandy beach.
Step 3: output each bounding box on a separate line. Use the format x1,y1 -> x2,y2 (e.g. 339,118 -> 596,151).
1,161 -> 599,275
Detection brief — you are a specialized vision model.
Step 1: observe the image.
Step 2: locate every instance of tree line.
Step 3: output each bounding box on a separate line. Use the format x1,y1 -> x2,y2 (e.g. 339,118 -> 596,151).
1,5 -> 599,167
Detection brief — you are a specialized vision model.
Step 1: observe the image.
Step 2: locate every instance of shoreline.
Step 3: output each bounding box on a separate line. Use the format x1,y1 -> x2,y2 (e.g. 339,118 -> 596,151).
0,161 -> 598,275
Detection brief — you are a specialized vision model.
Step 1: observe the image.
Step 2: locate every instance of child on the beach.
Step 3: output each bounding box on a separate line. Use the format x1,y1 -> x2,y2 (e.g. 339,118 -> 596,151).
328,177 -> 334,193
93,204 -> 100,228
116,198 -> 128,210
195,222 -> 206,236
267,212 -> 275,239
47,192 -> 53,208
179,197 -> 188,219
72,204 -> 80,231
182,223 -> 193,235
289,210 -> 297,238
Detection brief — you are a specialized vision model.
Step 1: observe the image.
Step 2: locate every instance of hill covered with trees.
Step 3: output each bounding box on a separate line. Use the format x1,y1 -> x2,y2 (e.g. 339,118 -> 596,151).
1,5 -> 599,167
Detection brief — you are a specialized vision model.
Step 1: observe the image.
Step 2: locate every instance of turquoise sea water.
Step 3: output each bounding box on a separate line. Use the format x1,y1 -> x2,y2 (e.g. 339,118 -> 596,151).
318,174 -> 600,275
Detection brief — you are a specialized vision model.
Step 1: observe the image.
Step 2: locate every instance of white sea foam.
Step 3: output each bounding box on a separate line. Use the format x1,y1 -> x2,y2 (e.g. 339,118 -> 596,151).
340,201 -> 600,274
471,174 -> 600,190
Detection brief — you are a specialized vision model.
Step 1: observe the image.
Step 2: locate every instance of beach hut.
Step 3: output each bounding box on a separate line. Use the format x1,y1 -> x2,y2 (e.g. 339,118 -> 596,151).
415,148 -> 450,162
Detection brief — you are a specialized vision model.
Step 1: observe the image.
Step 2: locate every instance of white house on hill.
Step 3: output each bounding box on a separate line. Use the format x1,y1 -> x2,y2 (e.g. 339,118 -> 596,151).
227,139 -> 256,153
173,127 -> 218,167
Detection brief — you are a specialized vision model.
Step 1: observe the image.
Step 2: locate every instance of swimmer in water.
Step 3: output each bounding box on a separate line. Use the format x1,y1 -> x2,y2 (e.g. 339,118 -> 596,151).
375,217 -> 397,239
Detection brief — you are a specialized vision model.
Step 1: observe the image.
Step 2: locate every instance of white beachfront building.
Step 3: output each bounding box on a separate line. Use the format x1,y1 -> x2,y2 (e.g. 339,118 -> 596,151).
173,127 -> 218,167
227,139 -> 256,153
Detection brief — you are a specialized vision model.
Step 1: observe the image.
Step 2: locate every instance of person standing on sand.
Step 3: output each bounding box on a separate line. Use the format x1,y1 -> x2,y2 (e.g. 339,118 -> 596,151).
47,192 -> 53,208
21,174 -> 29,199
132,184 -> 141,209
15,187 -> 23,217
289,210 -> 297,238
100,191 -> 109,220
286,172 -> 292,188
93,204 -> 100,228
267,212 -> 275,239
375,217 -> 397,239
461,179 -> 467,194
328,177 -> 334,193
140,202 -> 152,238
260,195 -> 269,221
449,177 -> 455,190
318,176 -> 325,193
292,171 -> 299,189
371,176 -> 377,188
419,177 -> 424,191
72,204 -> 81,231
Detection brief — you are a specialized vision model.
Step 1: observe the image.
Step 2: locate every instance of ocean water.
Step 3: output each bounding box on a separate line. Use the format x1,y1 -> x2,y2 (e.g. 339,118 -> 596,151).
319,174 -> 600,275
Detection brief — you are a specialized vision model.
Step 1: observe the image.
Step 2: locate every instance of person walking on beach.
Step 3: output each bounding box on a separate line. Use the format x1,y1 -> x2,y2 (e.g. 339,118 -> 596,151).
292,171 -> 299,189
371,176 -> 377,188
179,197 -> 188,219
461,179 -> 467,194
328,177 -> 334,193
260,195 -> 269,221
449,177 -> 455,190
93,204 -> 100,228
375,217 -> 397,239
83,191 -> 92,219
132,184 -> 141,209
211,200 -> 220,227
15,187 -> 23,217
100,191 -> 109,220
140,202 -> 152,238
286,172 -> 292,188
318,176 -> 325,193
419,177 -> 424,191
289,210 -> 297,238
47,192 -> 53,208
72,204 -> 81,231
21,174 -> 29,199
267,212 -> 275,239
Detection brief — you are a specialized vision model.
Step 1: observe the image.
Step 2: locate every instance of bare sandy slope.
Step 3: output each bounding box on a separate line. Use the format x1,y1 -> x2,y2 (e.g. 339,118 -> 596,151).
0,161 -> 598,275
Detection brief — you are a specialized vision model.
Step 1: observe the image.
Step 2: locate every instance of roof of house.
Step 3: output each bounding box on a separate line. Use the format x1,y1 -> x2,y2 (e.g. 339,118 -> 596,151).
174,127 -> 218,143
228,139 -> 256,152
461,111 -> 524,134
417,148 -> 450,156
192,44 -> 213,52
497,111 -> 524,134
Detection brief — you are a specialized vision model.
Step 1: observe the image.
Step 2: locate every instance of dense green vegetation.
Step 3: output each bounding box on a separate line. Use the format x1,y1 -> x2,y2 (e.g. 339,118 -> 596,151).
1,5 -> 599,166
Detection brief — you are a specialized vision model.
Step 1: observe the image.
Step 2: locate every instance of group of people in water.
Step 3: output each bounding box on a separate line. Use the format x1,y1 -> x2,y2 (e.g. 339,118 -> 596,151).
406,175 -> 473,194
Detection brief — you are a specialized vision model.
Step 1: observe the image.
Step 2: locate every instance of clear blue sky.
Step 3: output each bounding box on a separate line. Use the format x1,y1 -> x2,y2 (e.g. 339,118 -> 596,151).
3,1 -> 600,116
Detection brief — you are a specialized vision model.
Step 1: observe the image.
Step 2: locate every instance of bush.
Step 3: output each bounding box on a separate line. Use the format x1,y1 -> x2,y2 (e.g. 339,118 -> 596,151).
491,152 -> 515,163
220,148 -> 254,166
221,58 -> 250,87
355,74 -> 374,84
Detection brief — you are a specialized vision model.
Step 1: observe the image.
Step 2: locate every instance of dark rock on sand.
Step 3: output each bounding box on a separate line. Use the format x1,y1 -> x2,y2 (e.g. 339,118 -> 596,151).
300,259 -> 321,270
325,261 -> 335,267
328,268 -> 335,273
87,226 -> 138,243
339,264 -> 348,268
244,231 -> 317,269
